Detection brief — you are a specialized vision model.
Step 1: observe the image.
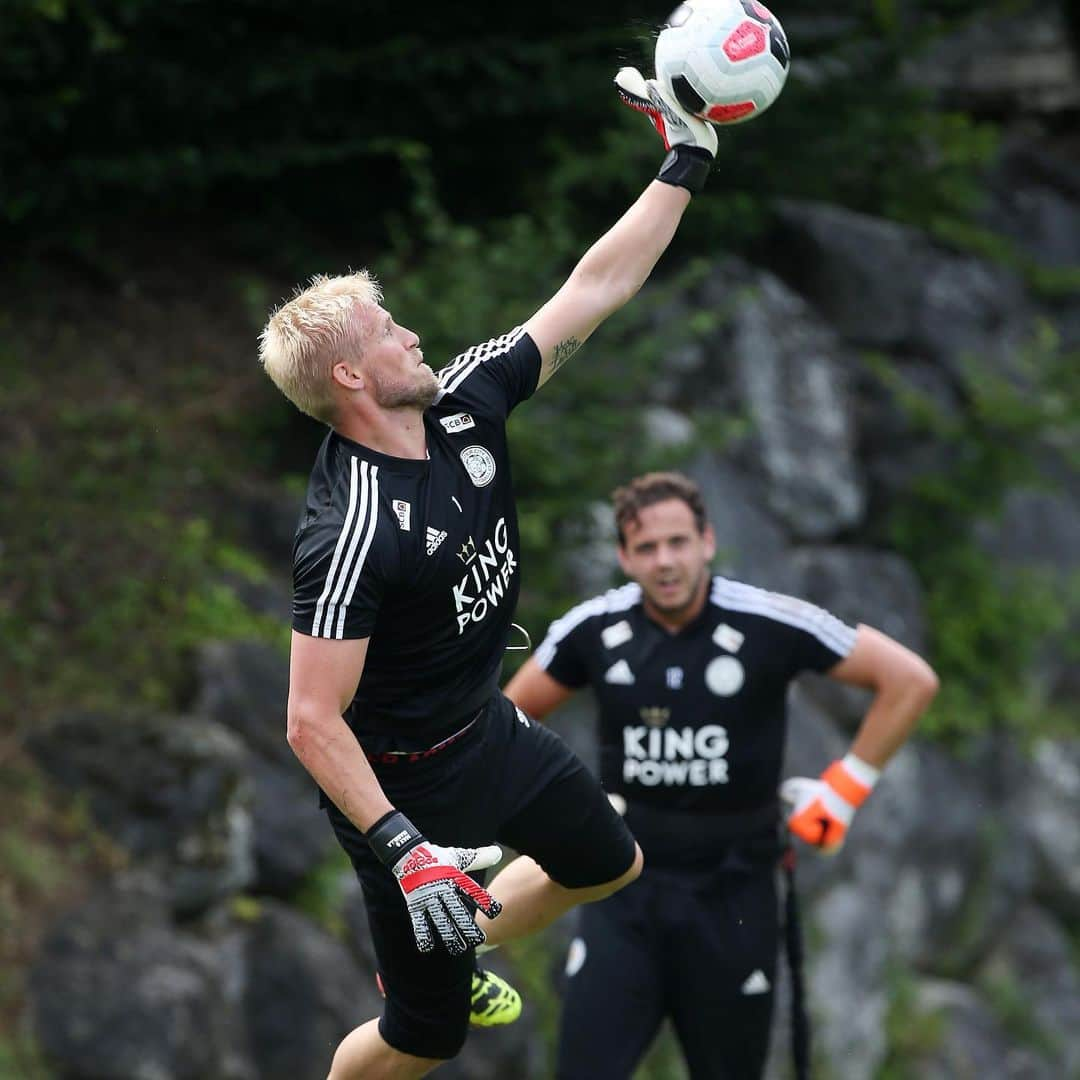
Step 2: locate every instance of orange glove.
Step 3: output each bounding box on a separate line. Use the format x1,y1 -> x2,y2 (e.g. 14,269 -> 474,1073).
781,754 -> 880,854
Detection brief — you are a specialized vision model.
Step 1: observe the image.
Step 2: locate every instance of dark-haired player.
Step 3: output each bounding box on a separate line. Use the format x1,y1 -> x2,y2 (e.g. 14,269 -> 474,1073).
258,66 -> 720,1080
505,471 -> 939,1080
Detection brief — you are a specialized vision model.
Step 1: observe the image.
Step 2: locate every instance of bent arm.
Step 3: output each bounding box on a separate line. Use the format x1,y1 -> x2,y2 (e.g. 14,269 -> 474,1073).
524,181 -> 692,387
827,624 -> 940,768
504,658 -> 576,721
285,630 -> 393,831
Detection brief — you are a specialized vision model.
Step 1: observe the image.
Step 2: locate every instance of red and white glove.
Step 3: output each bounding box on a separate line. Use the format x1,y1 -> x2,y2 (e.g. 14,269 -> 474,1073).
615,66 -> 717,193
366,810 -> 503,955
781,754 -> 880,855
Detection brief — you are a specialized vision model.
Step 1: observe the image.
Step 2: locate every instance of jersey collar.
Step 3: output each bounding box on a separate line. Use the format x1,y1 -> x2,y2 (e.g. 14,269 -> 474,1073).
331,430 -> 430,475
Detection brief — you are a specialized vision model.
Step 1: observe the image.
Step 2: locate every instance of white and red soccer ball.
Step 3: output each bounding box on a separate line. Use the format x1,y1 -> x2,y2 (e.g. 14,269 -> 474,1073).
655,0 -> 790,126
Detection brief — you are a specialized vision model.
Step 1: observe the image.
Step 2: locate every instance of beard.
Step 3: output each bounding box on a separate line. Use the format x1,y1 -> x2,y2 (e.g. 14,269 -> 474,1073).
645,564 -> 709,617
370,364 -> 439,411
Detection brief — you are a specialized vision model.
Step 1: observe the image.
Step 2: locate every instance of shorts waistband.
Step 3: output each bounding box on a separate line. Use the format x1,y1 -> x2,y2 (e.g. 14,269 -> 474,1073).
624,799 -> 781,866
363,709 -> 483,766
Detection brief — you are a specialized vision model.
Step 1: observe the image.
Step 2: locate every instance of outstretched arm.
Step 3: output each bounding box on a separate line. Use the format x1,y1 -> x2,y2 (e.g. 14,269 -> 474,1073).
527,183 -> 691,386
526,68 -> 718,387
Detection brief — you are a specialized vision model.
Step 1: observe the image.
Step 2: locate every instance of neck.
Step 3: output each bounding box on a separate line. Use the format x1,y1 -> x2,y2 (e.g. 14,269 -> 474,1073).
335,406 -> 428,460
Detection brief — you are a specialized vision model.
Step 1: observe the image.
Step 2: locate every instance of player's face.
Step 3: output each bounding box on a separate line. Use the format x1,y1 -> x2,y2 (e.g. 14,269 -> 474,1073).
617,499 -> 716,626
362,305 -> 439,409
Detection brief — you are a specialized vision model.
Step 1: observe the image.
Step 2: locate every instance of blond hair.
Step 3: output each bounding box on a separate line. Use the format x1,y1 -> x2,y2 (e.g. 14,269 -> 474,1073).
258,270 -> 383,423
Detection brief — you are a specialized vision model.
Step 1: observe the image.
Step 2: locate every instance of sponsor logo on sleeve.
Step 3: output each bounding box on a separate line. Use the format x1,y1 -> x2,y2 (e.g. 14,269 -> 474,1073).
713,623 -> 745,652
440,412 -> 476,434
460,445 -> 497,487
392,499 -> 411,532
601,620 -> 634,649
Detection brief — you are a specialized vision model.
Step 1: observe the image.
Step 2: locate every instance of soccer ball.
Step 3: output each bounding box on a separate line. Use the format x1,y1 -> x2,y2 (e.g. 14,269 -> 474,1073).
655,0 -> 790,126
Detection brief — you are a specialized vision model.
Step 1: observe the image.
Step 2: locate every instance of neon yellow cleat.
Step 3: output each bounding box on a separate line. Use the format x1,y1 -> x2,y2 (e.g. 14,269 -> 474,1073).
470,967 -> 522,1027
375,966 -> 522,1027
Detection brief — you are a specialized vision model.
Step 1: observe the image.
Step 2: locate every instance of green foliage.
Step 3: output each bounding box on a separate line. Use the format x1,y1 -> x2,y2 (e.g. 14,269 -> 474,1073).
0,1032 -> 53,1080
0,320 -> 286,727
869,325 -> 1080,745
0,757 -> 117,1080
931,219 -> 1080,300
291,849 -> 354,939
635,1024 -> 690,1079
980,970 -> 1060,1060
3,1 -> 1005,264
877,966 -> 947,1079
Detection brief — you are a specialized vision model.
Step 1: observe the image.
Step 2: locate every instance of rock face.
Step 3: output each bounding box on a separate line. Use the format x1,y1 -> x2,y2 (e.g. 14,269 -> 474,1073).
22,24 -> 1080,1076
28,877 -> 380,1080
241,901 -> 375,1080
29,875 -> 248,1080
27,713 -> 255,914
195,640 -> 338,895
768,200 -> 1037,381
904,7 -> 1080,114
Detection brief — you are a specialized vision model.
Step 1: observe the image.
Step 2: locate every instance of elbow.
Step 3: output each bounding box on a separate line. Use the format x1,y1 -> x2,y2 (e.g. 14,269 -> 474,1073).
614,277 -> 644,310
286,702 -> 327,760
905,658 -> 940,716
613,278 -> 643,313
916,659 -> 941,704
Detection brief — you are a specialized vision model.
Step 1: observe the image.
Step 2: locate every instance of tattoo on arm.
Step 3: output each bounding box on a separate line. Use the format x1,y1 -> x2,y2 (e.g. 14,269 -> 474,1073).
548,337 -> 581,378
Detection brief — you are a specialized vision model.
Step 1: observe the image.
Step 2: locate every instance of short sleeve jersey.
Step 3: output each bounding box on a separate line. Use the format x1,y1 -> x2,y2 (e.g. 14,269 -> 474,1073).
292,327 -> 540,743
535,576 -> 857,813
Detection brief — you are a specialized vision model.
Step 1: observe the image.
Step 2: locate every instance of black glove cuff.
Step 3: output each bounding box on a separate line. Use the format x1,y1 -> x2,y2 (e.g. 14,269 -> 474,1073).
657,145 -> 713,195
365,809 -> 424,868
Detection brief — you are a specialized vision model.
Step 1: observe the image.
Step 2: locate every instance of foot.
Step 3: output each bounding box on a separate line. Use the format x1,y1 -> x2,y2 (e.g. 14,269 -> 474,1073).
374,967 -> 522,1028
469,966 -> 522,1027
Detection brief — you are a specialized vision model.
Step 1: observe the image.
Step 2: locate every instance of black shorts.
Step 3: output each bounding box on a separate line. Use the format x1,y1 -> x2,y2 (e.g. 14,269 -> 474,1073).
325,692 -> 637,1060
556,847 -> 780,1080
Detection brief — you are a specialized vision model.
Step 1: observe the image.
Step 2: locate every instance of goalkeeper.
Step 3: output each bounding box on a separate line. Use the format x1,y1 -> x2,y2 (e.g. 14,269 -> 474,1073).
504,471 -> 939,1080
258,62 -> 719,1080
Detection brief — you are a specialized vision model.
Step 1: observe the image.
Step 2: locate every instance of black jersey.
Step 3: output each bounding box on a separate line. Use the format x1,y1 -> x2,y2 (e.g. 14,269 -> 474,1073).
292,327 -> 540,744
535,576 -> 857,814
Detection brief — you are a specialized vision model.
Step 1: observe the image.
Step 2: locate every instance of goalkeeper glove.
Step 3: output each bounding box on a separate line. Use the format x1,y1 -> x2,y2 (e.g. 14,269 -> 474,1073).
615,66 -> 717,194
366,809 -> 503,955
781,754 -> 880,855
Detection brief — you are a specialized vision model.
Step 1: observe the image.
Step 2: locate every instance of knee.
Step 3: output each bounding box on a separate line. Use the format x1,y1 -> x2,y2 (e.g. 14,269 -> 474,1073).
329,1039 -> 449,1080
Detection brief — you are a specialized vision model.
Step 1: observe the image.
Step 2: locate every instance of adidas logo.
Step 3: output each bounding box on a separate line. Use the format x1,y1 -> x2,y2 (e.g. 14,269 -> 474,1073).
741,970 -> 770,996
604,659 -> 635,685
425,527 -> 448,556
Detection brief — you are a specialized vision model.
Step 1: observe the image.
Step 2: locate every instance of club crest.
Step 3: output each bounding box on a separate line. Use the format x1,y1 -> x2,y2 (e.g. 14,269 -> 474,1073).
460,445 -> 496,487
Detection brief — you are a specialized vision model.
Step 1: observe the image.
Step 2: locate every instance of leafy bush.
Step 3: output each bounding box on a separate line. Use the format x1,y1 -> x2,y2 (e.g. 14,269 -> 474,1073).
873,325 -> 1079,745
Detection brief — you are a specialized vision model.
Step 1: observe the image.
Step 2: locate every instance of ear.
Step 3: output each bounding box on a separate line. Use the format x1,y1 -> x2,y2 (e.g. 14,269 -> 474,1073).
702,524 -> 717,562
616,542 -> 632,577
331,360 -> 364,392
